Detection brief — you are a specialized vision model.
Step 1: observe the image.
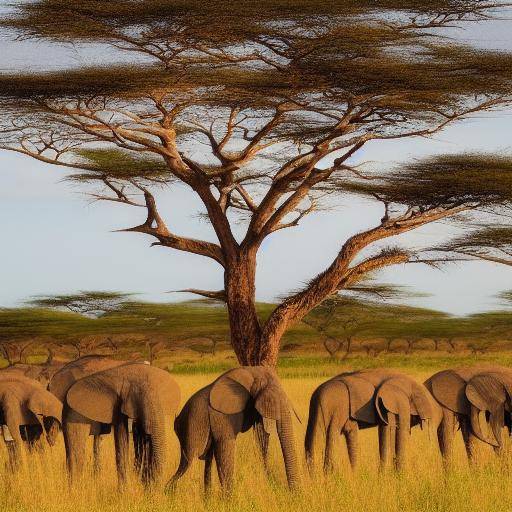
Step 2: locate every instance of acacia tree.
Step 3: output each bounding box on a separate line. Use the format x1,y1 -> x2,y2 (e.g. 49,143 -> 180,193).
1,1 -> 512,366
446,226 -> 512,266
27,291 -> 132,318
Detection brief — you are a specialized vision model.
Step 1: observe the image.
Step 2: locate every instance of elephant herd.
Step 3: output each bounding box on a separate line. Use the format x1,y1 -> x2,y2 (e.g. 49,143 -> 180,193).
0,357 -> 511,495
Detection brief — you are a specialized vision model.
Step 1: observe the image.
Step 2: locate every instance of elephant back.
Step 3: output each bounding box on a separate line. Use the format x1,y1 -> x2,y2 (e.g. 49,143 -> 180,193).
0,364 -> 45,385
426,368 -> 485,414
332,369 -> 402,424
49,355 -> 128,402
0,376 -> 62,426
66,363 -> 180,425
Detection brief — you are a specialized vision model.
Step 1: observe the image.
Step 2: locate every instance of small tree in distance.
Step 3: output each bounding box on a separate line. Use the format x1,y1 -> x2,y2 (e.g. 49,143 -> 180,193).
27,291 -> 133,358
1,1 -> 512,365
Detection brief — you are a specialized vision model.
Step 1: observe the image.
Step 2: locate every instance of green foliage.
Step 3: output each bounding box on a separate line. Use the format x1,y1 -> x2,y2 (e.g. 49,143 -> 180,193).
445,226 -> 512,254
341,154 -> 512,209
27,291 -> 133,317
1,297 -> 512,365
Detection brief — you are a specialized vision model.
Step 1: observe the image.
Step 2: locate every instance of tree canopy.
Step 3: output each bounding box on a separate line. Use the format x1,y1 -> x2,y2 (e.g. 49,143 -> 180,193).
1,0 -> 512,365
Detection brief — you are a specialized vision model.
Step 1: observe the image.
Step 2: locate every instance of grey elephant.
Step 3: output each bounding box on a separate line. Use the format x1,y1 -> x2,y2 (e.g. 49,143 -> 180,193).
167,366 -> 300,493
305,369 -> 441,473
0,375 -> 62,468
62,362 -> 180,486
426,366 -> 512,462
49,355 -> 130,471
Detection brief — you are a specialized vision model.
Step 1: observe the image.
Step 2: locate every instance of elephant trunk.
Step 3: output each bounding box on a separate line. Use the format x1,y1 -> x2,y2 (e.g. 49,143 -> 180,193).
470,405 -> 499,447
395,412 -> 409,471
143,400 -> 168,485
276,405 -> 300,490
489,408 -> 504,448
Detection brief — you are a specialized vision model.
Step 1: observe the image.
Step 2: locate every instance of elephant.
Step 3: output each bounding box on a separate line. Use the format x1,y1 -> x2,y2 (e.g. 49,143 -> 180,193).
0,375 -> 62,469
49,355 -> 129,471
61,362 -> 180,486
426,366 -> 512,463
305,369 -> 441,473
166,366 -> 300,494
0,362 -> 64,388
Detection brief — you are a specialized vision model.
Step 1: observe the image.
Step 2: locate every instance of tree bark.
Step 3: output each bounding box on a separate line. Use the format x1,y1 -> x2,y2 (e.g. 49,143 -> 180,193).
224,249 -> 263,365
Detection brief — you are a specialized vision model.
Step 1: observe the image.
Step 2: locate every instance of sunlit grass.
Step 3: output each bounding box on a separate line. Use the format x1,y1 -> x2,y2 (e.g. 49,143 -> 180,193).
2,368 -> 512,512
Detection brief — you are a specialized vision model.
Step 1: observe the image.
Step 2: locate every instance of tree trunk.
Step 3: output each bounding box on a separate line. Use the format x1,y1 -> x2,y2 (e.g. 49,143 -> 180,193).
225,250 -> 263,365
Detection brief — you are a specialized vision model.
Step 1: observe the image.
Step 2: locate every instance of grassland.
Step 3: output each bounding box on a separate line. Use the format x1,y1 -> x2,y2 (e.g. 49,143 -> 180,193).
2,357 -> 512,512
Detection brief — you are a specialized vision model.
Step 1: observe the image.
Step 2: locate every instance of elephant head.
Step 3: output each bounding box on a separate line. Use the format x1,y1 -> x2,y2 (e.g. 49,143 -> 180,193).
375,376 -> 434,470
376,376 -> 434,432
208,366 -> 299,489
465,372 -> 512,448
65,363 -> 180,484
0,376 -> 62,448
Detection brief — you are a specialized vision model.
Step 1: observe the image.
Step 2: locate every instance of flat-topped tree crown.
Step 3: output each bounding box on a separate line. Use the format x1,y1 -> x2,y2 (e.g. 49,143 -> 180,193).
1,0 -> 512,365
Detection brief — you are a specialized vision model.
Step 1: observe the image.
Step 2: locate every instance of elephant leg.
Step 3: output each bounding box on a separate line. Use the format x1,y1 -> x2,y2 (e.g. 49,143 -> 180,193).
63,415 -> 90,483
394,418 -> 408,472
213,438 -> 235,494
114,418 -> 130,487
5,441 -> 22,471
344,420 -> 359,471
254,420 -> 270,473
93,435 -> 102,474
437,409 -> 456,466
165,448 -> 192,492
203,445 -> 214,494
460,418 -> 479,465
323,421 -> 337,474
379,421 -> 395,471
133,423 -> 149,481
24,425 -> 44,453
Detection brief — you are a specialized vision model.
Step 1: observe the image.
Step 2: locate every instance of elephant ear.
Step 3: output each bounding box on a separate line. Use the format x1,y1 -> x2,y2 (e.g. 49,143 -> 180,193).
341,375 -> 377,424
27,389 -> 63,425
209,368 -> 254,415
67,375 -> 119,424
376,383 -> 410,423
430,370 -> 469,415
255,384 -> 282,420
466,374 -> 506,412
409,384 -> 434,420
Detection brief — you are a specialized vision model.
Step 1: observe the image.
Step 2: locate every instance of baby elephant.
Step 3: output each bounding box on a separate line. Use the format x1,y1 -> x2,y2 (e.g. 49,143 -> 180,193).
0,375 -> 62,469
167,366 -> 300,493
305,369 -> 441,473
62,362 -> 180,486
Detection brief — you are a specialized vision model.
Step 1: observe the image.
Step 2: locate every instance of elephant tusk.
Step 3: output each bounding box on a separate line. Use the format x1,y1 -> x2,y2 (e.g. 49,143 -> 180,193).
2,425 -> 14,442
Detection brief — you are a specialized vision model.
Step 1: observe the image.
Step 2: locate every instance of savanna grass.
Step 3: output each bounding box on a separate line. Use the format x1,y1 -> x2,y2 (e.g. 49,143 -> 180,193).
2,368 -> 512,512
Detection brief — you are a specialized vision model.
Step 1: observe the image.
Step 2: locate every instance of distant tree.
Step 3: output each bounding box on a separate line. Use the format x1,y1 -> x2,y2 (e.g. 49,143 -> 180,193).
304,296 -> 372,359
0,340 -> 34,366
26,291 -> 135,359
27,291 -> 133,318
1,2 -> 512,366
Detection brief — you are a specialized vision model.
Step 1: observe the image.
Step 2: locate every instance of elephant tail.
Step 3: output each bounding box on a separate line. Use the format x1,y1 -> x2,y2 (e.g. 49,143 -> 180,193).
165,448 -> 191,493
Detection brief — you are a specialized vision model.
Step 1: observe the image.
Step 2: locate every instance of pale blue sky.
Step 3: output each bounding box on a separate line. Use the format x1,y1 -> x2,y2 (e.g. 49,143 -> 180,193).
1,9 -> 511,314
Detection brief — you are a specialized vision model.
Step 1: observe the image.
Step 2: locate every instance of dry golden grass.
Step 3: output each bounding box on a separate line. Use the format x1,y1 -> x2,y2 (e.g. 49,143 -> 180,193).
2,369 -> 512,512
